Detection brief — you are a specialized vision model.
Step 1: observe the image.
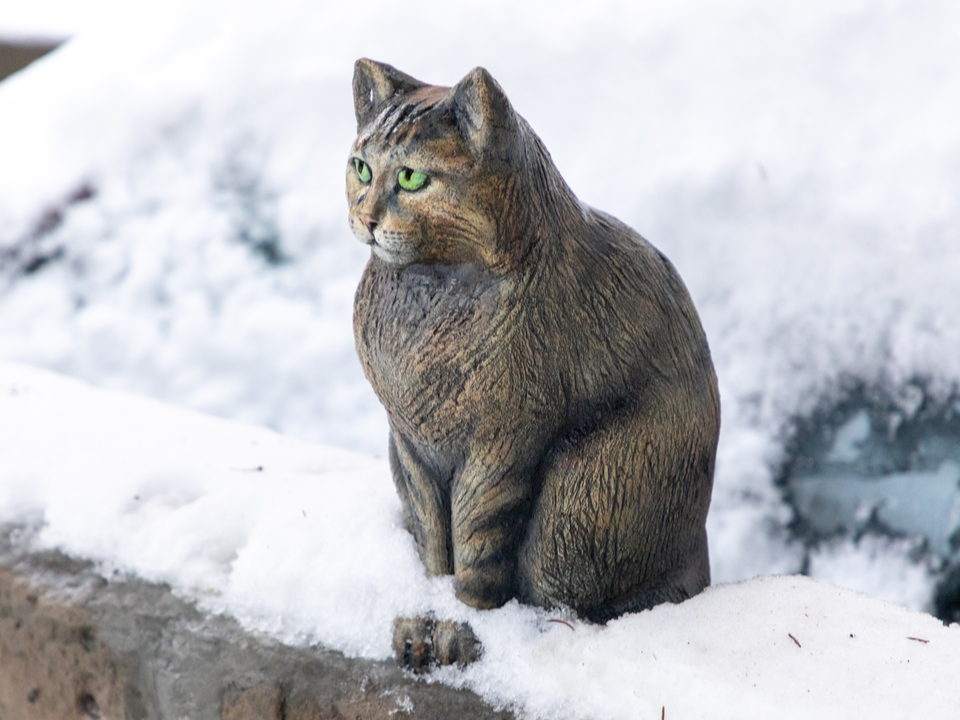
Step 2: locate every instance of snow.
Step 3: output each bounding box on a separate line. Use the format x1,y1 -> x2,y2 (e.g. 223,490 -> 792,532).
2,0 -> 960,715
0,1 -> 114,39
2,361 -> 959,719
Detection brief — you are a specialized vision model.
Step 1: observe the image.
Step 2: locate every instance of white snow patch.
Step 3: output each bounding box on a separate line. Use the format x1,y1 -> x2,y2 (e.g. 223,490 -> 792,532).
1,362 -> 958,719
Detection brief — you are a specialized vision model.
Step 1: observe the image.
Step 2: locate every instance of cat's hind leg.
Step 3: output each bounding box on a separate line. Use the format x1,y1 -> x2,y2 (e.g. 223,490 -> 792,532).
515,401 -> 714,621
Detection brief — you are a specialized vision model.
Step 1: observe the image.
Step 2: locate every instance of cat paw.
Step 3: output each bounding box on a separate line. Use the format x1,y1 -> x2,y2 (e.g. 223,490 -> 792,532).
432,618 -> 481,666
392,615 -> 435,672
392,615 -> 481,672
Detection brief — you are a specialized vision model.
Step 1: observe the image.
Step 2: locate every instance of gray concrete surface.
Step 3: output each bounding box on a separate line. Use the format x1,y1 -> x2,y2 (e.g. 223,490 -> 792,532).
0,523 -> 514,720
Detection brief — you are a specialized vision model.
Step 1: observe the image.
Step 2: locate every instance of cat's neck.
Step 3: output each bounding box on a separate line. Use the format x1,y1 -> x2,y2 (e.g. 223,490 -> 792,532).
502,120 -> 585,268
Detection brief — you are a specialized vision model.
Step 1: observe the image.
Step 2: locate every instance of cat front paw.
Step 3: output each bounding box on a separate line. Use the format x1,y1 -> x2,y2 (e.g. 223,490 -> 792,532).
392,615 -> 435,672
392,615 -> 481,672
432,618 -> 481,666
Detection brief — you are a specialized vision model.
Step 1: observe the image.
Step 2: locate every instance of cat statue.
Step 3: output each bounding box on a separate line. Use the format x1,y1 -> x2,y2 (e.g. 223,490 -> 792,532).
347,58 -> 720,671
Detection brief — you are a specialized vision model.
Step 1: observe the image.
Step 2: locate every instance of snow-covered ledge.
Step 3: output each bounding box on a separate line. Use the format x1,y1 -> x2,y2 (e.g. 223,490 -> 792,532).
1,361 -> 957,719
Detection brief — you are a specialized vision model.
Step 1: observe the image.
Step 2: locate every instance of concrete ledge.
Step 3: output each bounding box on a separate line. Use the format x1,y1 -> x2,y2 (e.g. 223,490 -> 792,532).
0,525 -> 513,720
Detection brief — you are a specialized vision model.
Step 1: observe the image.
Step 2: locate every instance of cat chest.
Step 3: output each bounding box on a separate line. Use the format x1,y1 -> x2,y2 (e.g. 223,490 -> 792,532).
354,264 -> 513,443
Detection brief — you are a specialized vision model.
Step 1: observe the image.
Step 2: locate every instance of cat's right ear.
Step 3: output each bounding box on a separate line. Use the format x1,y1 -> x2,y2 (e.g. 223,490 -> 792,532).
450,67 -> 518,157
353,59 -> 427,130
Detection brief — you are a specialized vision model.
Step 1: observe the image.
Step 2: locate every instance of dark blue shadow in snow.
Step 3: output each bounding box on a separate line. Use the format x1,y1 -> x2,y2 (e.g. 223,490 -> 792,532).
778,381 -> 960,622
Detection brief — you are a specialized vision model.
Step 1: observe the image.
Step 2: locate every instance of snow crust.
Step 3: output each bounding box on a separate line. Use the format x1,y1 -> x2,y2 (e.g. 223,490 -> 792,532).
2,361 -> 959,719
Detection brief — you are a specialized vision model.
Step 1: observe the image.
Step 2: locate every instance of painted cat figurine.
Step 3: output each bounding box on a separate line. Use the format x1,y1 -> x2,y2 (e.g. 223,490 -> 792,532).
347,59 -> 720,669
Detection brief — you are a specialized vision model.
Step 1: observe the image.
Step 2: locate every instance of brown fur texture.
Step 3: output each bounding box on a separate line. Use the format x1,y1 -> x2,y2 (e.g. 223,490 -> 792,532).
348,59 -> 720,665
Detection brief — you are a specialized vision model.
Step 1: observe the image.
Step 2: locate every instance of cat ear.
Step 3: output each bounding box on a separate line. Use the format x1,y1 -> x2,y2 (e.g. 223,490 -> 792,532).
450,67 -> 518,155
353,58 -> 427,130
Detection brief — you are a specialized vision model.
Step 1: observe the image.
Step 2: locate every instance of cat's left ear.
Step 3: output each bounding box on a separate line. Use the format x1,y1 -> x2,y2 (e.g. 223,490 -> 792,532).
353,58 -> 427,130
450,67 -> 518,156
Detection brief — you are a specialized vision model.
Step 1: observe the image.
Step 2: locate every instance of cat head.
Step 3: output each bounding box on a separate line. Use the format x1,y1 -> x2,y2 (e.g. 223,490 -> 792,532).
346,59 -> 531,269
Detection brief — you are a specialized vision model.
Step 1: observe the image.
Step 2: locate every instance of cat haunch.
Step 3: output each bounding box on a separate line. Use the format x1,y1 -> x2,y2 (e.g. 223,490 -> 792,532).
347,58 -> 720,670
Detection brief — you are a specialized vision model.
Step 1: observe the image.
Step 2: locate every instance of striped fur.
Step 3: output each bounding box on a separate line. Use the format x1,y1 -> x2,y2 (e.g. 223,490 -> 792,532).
348,59 -> 720,667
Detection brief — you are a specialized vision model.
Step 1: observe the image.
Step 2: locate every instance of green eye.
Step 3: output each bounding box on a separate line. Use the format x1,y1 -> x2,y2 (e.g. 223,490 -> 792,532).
397,167 -> 428,192
353,158 -> 371,184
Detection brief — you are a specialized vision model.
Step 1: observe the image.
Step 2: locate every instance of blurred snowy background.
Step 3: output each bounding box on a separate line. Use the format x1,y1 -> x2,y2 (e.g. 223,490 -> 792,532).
2,0 -> 959,619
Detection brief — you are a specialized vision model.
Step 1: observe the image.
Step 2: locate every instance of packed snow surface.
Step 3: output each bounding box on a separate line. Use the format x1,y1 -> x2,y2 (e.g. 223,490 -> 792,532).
2,362 -> 959,719
1,0 -> 960,712
0,0 -> 126,39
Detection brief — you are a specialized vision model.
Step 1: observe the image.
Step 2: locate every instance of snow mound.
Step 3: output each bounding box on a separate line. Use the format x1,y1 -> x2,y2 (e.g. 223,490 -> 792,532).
2,361 -> 958,719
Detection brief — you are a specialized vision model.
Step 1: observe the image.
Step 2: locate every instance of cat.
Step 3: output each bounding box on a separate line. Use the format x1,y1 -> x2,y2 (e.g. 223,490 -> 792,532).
347,58 -> 720,670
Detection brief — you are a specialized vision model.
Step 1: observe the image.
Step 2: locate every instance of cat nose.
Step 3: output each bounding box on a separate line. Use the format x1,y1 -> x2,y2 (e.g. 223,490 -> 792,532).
358,212 -> 378,234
